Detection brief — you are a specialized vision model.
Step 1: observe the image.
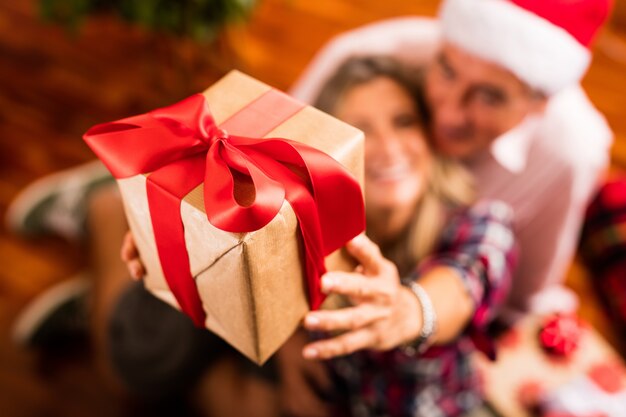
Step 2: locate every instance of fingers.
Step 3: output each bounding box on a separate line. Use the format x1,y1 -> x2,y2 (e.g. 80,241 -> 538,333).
282,364 -> 332,417
277,344 -> 331,417
120,231 -> 145,280
303,328 -> 376,360
346,234 -> 386,274
120,231 -> 137,262
280,383 -> 330,417
303,360 -> 333,395
321,271 -> 395,302
127,259 -> 145,281
303,305 -> 390,332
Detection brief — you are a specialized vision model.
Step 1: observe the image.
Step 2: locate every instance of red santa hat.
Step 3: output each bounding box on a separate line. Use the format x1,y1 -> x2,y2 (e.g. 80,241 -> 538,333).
439,0 -> 613,95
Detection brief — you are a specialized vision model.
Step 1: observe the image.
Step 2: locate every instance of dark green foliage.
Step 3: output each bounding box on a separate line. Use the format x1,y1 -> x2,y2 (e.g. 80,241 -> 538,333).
39,0 -> 257,41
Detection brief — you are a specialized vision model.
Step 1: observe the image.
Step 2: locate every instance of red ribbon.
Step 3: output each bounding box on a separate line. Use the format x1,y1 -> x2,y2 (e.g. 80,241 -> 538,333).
84,92 -> 365,327
539,314 -> 582,357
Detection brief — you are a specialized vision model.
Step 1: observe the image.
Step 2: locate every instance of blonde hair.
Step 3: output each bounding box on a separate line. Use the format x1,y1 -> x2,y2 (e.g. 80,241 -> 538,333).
314,56 -> 475,275
392,157 -> 474,275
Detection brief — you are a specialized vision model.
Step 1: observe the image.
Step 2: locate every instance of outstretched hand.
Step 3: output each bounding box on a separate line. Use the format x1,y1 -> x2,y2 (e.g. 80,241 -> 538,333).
302,234 -> 422,360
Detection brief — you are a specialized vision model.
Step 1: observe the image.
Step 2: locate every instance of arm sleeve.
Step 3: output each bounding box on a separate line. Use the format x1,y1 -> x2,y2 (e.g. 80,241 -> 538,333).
513,165 -> 589,313
515,87 -> 613,313
416,200 -> 518,330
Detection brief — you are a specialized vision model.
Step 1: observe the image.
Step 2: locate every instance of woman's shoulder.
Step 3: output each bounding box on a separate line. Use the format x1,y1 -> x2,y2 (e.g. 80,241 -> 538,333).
439,199 -> 515,247
447,199 -> 513,225
462,199 -> 513,222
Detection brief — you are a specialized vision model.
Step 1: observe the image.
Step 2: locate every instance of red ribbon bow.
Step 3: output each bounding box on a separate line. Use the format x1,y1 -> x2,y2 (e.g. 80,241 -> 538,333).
539,313 -> 583,357
84,92 -> 364,327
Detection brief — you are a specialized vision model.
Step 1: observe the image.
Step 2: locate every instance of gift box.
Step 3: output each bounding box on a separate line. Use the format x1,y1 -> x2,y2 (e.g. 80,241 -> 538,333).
84,71 -> 364,364
474,315 -> 626,417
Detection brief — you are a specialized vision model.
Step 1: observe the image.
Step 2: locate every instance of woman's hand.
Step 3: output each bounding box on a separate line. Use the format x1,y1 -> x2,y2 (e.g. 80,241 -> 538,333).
275,328 -> 333,417
120,231 -> 145,280
302,234 -> 423,360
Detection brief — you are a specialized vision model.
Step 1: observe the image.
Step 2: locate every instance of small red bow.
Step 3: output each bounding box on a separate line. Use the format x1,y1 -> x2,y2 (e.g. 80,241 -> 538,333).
539,314 -> 583,357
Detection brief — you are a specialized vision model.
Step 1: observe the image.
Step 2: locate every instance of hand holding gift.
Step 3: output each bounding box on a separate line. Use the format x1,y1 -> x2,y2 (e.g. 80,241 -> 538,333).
301,234 -> 423,359
86,71 -> 365,363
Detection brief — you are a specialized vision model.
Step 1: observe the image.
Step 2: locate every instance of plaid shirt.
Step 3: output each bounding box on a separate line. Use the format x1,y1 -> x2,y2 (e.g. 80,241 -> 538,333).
327,200 -> 518,417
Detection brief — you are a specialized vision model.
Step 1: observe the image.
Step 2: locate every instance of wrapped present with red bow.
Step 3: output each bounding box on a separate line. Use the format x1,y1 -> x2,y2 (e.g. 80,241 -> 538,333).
83,71 -> 365,364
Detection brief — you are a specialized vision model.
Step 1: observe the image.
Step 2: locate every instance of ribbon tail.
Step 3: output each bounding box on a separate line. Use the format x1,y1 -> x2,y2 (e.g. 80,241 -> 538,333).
299,221 -> 328,310
288,184 -> 328,309
146,157 -> 208,327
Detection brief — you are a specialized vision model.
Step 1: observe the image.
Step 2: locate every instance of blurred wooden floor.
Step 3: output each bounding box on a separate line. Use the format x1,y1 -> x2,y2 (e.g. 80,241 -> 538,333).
0,0 -> 625,416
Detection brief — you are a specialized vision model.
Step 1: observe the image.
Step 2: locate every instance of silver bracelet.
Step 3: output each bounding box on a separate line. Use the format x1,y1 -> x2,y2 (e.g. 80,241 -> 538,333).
400,279 -> 437,356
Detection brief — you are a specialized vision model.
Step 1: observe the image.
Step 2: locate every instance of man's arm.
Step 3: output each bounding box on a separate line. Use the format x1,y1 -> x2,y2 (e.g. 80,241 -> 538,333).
289,17 -> 441,104
511,87 -> 613,313
512,167 -> 588,313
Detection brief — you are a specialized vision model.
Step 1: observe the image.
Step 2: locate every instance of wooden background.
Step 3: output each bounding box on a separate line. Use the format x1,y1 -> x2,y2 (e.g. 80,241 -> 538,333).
0,0 -> 625,416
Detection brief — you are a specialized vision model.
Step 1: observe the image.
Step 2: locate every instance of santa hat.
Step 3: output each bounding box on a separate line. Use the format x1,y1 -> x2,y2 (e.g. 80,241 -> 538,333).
439,0 -> 613,95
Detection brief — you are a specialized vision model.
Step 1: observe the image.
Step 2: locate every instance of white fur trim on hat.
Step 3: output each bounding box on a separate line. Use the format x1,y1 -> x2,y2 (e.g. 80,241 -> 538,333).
440,0 -> 591,95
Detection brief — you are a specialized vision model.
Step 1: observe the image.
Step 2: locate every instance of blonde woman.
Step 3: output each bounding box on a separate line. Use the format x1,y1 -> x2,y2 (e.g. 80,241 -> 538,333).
269,56 -> 517,417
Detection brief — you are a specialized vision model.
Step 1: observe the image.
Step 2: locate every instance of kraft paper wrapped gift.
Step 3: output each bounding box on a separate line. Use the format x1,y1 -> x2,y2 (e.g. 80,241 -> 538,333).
83,70 -> 364,364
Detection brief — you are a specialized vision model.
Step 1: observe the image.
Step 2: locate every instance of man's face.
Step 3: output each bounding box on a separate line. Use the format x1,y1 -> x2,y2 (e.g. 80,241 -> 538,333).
425,42 -> 547,160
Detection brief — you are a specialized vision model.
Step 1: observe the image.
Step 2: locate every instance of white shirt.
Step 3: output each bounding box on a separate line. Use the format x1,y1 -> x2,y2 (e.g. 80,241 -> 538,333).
290,17 -> 613,314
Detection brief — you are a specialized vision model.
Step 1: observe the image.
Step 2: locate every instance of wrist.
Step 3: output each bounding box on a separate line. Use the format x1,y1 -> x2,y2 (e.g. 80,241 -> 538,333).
400,279 -> 437,355
400,287 -> 424,343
